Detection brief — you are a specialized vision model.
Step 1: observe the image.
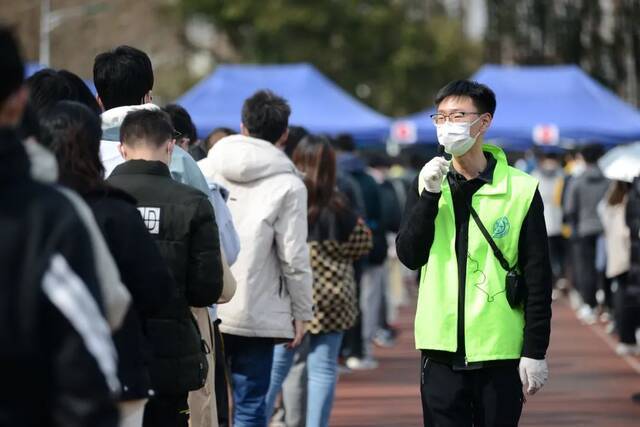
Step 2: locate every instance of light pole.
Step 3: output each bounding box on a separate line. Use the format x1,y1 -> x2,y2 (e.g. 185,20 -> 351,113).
38,0 -> 108,66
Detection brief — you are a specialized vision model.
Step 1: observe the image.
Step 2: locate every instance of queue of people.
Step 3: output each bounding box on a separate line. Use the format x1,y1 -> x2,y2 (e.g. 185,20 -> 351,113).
0,26 -> 409,427
4,21 -> 639,427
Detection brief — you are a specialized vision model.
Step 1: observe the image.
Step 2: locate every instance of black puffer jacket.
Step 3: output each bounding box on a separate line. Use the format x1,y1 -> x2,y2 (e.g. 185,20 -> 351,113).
625,177 -> 640,293
0,129 -> 118,426
107,159 -> 223,393
81,185 -> 174,400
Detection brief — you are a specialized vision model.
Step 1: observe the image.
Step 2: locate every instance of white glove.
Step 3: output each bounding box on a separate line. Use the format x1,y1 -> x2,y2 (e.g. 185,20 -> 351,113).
519,357 -> 548,395
419,157 -> 450,193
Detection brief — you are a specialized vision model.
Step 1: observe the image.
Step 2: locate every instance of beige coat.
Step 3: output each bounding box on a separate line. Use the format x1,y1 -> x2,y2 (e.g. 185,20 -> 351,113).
198,135 -> 313,339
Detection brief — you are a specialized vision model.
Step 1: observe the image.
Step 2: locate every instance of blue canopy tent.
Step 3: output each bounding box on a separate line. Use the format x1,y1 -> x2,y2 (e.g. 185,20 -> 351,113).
393,64 -> 640,151
177,63 -> 391,143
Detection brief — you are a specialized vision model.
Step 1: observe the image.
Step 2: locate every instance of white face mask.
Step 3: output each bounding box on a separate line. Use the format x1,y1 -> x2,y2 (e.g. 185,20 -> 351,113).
436,116 -> 482,157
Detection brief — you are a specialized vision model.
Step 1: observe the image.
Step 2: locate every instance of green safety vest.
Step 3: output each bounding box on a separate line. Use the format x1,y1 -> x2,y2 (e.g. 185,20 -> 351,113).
415,144 -> 538,362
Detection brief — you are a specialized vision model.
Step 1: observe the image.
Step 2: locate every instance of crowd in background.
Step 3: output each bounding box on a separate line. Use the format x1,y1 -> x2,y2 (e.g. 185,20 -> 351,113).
0,25 -> 419,427
4,20 -> 640,427
530,146 -> 640,357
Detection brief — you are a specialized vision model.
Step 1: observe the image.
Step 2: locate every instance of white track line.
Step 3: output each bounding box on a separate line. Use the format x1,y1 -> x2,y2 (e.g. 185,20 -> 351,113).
587,320 -> 640,375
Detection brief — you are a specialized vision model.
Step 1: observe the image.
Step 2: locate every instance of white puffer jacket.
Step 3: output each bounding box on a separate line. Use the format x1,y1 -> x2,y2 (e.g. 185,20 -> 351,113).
198,135 -> 313,339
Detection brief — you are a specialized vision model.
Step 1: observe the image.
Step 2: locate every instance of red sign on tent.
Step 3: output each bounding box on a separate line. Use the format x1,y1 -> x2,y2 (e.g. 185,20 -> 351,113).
391,120 -> 417,144
532,124 -> 559,146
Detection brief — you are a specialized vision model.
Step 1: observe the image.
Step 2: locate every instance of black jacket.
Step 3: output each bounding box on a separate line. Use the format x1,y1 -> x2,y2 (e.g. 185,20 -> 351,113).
108,159 -> 223,393
626,177 -> 640,292
82,186 -> 174,400
337,153 -> 388,265
396,153 -> 552,367
0,129 -> 118,426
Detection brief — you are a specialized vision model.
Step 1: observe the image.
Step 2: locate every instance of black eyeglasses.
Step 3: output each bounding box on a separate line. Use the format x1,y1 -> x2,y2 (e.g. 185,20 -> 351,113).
172,129 -> 182,140
429,112 -> 482,125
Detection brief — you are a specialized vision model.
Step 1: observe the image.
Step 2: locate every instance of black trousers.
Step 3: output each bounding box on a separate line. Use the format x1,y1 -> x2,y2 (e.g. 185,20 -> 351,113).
341,261 -> 364,359
420,357 -> 523,427
213,320 -> 230,427
614,274 -> 640,344
143,393 -> 189,427
576,234 -> 602,308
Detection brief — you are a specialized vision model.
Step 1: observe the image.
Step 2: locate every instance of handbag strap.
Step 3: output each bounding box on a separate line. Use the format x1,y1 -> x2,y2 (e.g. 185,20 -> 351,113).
468,204 -> 514,273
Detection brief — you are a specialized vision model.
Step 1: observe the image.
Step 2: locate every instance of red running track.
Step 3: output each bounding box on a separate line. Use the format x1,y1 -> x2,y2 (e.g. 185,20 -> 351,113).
330,297 -> 640,426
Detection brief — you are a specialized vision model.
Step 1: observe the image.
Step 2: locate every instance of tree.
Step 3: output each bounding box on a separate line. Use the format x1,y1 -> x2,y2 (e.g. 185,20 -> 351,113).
485,0 -> 640,106
178,0 -> 482,116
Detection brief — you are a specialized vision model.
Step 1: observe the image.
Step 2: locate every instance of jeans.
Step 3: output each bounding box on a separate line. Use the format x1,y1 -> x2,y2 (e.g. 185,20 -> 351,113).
222,334 -> 275,427
266,332 -> 344,427
361,264 -> 387,358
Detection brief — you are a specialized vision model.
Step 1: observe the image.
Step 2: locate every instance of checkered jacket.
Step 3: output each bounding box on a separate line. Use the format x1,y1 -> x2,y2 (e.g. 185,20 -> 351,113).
307,216 -> 372,334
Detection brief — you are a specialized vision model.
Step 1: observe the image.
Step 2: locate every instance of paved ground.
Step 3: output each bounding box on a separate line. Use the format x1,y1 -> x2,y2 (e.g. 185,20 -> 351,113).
330,297 -> 640,426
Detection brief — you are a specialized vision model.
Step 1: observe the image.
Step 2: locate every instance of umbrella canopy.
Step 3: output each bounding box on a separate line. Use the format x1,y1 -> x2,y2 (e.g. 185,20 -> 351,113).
598,142 -> 640,183
393,64 -> 640,151
177,63 -> 391,143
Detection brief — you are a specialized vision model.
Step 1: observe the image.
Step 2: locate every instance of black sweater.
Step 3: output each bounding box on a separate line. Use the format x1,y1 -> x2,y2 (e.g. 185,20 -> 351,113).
396,155 -> 552,367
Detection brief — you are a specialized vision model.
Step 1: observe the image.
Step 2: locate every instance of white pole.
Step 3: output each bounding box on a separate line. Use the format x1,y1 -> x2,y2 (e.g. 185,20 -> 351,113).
39,0 -> 51,66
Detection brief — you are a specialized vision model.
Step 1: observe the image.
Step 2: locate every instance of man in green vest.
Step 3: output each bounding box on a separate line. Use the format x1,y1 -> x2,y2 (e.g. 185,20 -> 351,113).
397,80 -> 552,426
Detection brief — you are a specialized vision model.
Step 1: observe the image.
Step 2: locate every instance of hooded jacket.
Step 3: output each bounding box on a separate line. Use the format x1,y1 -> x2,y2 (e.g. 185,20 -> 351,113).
198,134 -> 313,339
100,104 -> 212,199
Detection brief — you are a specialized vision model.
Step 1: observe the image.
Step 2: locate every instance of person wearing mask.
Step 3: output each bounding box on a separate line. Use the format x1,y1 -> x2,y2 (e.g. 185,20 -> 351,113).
564,144 -> 609,324
396,80 -> 552,426
0,26 -> 119,427
265,135 -> 372,427
107,109 -> 224,426
199,90 -> 313,427
40,100 -> 177,427
531,152 -> 566,294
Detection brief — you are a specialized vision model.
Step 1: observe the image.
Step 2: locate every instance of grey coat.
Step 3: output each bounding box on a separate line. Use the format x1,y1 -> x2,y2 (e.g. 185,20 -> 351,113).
565,165 -> 609,237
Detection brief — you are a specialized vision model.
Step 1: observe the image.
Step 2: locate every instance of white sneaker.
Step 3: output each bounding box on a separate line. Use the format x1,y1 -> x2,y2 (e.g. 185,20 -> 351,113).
346,356 -> 379,370
569,290 -> 583,310
616,343 -> 640,356
577,305 -> 597,325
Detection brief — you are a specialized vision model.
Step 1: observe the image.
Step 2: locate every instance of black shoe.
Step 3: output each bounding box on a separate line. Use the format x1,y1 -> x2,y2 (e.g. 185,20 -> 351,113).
632,393 -> 640,404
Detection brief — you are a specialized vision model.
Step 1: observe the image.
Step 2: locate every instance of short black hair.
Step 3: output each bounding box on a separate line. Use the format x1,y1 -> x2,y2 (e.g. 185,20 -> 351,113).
331,133 -> 356,152
284,126 -> 309,159
93,46 -> 154,110
163,104 -> 197,143
241,90 -> 290,143
0,26 -> 25,106
434,80 -> 497,116
120,109 -> 173,148
580,143 -> 604,164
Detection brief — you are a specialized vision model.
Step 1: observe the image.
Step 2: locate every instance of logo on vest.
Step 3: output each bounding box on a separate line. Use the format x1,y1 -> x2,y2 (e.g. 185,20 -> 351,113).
492,216 -> 510,239
138,207 -> 161,234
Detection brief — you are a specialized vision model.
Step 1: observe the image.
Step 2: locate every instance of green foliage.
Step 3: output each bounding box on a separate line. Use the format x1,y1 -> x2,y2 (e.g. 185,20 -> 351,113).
179,0 -> 482,116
